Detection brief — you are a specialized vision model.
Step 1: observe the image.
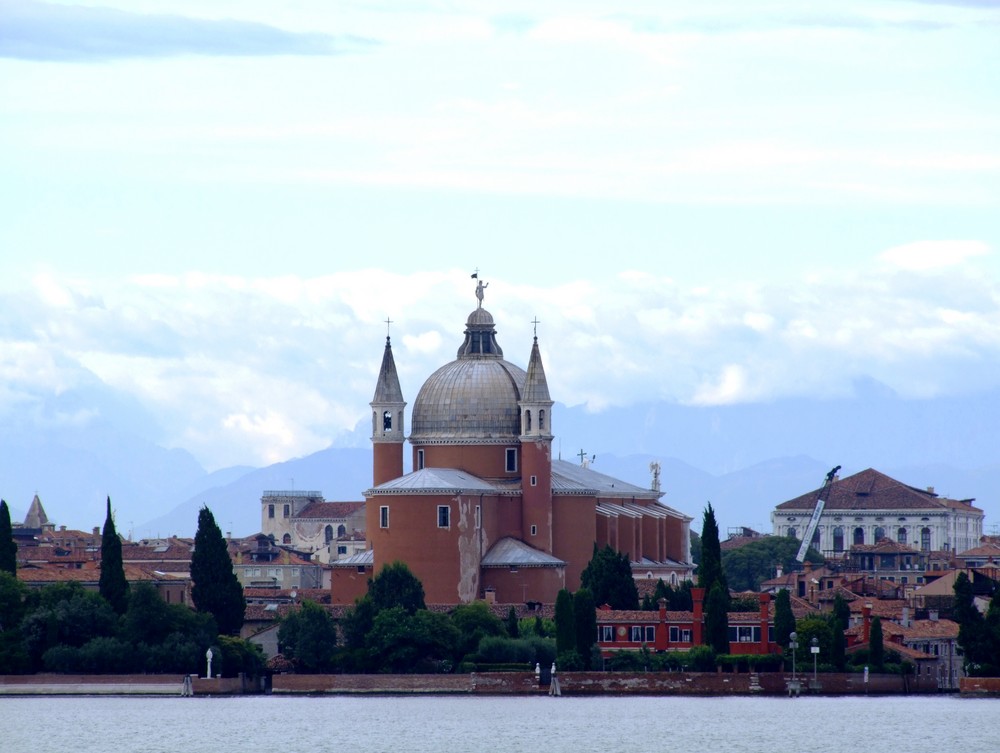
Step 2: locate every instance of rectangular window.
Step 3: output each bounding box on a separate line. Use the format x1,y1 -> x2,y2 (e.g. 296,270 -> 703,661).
645,626 -> 655,643
291,568 -> 299,576
437,505 -> 450,529
600,625 -> 614,642
244,568 -> 252,577
357,565 -> 366,574
768,626 -> 775,643
669,626 -> 679,642
268,504 -> 275,519
630,626 -> 643,642
253,568 -> 261,577
380,505 -> 389,529
681,629 -> 691,642
728,626 -> 738,643
530,475 -> 537,487
505,447 -> 517,472
283,504 -> 290,518
530,525 -> 537,536
417,449 -> 425,470
337,545 -> 347,555
475,505 -> 481,530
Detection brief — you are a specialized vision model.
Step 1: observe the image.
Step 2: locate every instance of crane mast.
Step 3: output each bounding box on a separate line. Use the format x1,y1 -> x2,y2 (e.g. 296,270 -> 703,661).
795,465 -> 841,563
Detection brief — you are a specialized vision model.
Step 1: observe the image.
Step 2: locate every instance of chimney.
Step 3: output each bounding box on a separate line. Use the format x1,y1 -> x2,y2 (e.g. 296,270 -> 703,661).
93,527 -> 100,536
776,565 -> 783,579
863,603 -> 872,644
804,560 -> 813,574
926,486 -> 935,494
692,587 -> 705,646
929,609 -> 939,622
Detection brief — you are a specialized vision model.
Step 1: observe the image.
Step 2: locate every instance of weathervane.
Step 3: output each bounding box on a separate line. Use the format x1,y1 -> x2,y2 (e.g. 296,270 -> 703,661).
471,269 -> 488,309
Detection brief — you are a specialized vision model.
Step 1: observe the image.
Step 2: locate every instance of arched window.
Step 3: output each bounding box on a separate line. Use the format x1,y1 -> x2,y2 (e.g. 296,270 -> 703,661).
897,527 -> 907,545
383,410 -> 392,430
833,527 -> 844,552
788,527 -> 798,540
325,525 -> 334,544
921,527 -> 931,552
282,533 -> 291,545
874,526 -> 886,542
525,410 -> 532,432
539,409 -> 546,431
337,524 -> 346,537
371,410 -> 377,435
670,572 -> 678,586
853,527 -> 865,546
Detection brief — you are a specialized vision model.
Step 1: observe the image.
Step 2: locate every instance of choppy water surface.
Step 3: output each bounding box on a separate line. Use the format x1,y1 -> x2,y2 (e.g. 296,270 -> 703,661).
3,694 -> 998,753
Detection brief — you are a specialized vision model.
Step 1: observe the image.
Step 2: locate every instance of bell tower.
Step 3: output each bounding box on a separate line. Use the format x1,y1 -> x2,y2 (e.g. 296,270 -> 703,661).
519,323 -> 554,552
370,331 -> 406,487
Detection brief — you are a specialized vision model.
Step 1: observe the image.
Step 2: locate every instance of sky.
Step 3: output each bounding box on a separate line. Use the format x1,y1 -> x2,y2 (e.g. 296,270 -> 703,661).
1,0 -> 999,473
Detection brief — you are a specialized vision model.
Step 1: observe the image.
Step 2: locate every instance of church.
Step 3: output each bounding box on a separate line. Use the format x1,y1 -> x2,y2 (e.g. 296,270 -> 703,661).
331,280 -> 693,605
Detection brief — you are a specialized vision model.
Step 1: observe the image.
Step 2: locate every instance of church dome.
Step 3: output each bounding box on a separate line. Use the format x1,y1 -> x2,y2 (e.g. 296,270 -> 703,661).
410,305 -> 527,444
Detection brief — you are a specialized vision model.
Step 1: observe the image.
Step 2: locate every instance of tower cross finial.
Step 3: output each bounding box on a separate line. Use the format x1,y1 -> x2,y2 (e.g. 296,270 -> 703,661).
531,317 -> 540,338
384,317 -> 393,339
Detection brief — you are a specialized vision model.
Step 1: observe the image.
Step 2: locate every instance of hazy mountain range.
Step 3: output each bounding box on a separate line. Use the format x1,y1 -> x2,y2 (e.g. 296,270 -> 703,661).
3,377 -> 998,541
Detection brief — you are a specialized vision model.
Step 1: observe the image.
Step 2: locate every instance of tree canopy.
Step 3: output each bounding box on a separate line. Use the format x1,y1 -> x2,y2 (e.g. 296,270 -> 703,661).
698,503 -> 727,597
368,561 -> 426,615
98,497 -> 129,614
580,544 -> 638,610
191,505 -> 245,635
721,536 -> 824,592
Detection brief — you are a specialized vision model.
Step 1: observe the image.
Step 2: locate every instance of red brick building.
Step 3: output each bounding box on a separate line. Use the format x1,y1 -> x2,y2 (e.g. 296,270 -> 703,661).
332,284 -> 693,605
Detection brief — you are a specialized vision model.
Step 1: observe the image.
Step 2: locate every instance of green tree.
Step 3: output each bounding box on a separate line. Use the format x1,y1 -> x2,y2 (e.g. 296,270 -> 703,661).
698,503 -> 727,597
704,582 -> 730,654
191,505 -> 244,635
505,606 -> 520,638
829,593 -> 849,671
21,583 -> 118,670
368,561 -> 426,615
0,499 -> 17,576
451,601 -> 505,660
554,588 -> 576,658
722,536 -> 825,592
573,588 -> 597,670
580,544 -> 638,610
365,607 -> 459,673
0,572 -> 30,673
869,616 -> 884,671
278,600 -> 338,672
98,497 -> 129,614
773,589 -> 795,649
689,530 -> 702,566
954,571 -> 994,675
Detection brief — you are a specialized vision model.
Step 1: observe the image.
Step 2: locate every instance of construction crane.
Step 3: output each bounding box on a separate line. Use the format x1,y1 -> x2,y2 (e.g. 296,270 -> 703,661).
795,465 -> 841,563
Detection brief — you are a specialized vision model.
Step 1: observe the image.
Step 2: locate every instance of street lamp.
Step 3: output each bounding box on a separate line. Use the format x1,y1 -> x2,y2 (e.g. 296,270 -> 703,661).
811,637 -> 819,682
789,631 -> 798,681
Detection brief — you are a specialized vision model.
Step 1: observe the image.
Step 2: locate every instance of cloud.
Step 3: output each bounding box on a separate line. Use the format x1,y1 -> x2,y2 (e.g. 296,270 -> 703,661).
3,257 -> 1000,469
0,0 -> 375,61
878,240 -> 991,271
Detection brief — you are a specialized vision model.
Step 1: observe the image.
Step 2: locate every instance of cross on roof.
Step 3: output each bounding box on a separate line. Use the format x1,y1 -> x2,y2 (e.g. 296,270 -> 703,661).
531,317 -> 540,337
384,317 -> 393,338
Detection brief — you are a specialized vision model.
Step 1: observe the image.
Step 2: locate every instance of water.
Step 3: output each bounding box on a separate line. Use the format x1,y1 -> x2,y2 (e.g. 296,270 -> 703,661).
3,695 -> 998,753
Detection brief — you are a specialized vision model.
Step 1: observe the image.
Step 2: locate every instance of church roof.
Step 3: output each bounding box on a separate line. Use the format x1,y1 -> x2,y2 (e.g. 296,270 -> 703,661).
551,459 -> 660,500
23,494 -> 49,529
410,303 -> 527,445
481,537 -> 565,568
366,467 -> 498,496
371,336 -> 405,405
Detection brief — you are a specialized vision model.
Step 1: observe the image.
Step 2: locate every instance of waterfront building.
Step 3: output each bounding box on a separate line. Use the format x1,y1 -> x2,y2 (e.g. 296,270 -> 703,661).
331,282 -> 694,605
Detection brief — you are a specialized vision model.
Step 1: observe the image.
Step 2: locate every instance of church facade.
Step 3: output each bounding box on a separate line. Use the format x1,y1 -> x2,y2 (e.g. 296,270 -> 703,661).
331,283 -> 693,605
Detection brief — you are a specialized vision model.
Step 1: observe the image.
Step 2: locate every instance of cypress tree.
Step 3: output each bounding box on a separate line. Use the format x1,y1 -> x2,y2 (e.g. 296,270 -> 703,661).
869,616 -> 884,671
191,505 -> 245,635
573,588 -> 597,669
0,499 -> 16,575
98,496 -> 129,614
555,588 -> 576,657
773,588 -> 795,648
698,502 -> 727,595
704,581 -> 730,655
